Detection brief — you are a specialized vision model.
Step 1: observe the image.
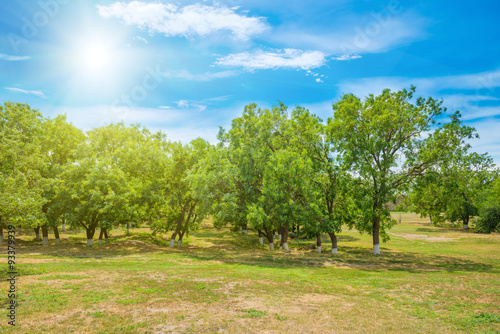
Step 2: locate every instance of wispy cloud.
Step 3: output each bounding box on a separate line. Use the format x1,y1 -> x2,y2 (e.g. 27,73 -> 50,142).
333,54 -> 362,61
269,11 -> 428,56
97,1 -> 268,40
216,48 -> 327,71
5,87 -> 46,98
164,69 -> 238,81
0,54 -> 30,61
337,69 -> 500,98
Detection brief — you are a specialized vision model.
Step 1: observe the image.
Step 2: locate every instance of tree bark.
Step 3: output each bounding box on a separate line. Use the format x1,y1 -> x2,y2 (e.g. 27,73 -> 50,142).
373,215 -> 380,255
463,214 -> 469,230
98,228 -> 104,245
41,225 -> 49,245
282,225 -> 289,251
53,226 -> 60,244
61,217 -> 66,231
328,232 -> 338,254
258,230 -> 264,245
262,225 -> 274,249
0,221 -> 3,244
104,228 -> 109,243
316,233 -> 322,253
86,224 -> 97,247
34,226 -> 41,241
429,214 -> 433,225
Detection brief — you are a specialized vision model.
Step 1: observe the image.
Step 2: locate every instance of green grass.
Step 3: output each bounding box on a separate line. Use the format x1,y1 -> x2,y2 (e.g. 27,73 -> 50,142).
1,214 -> 499,333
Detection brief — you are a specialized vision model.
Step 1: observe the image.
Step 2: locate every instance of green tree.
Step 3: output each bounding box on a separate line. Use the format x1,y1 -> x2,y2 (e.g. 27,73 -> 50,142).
55,123 -> 166,246
151,138 -> 212,247
247,148 -> 316,251
218,103 -> 315,249
288,107 -> 357,253
328,86 -> 476,254
39,114 -> 85,244
405,152 -> 496,230
0,102 -> 47,242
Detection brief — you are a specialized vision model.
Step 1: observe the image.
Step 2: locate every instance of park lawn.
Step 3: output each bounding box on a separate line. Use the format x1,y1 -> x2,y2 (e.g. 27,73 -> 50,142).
1,213 -> 499,333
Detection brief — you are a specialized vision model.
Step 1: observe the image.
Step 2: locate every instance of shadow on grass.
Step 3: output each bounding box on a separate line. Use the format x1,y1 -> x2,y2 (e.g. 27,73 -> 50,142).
11,226 -> 498,275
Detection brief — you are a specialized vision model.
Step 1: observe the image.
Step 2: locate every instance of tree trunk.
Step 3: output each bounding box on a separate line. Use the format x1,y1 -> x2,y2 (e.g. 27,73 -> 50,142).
53,226 -> 60,244
99,228 -> 104,245
463,215 -> 469,230
258,230 -> 264,245
178,229 -> 185,247
41,225 -> 49,245
282,225 -> 289,251
316,233 -> 322,253
0,222 -> 3,244
170,227 -> 180,247
86,226 -> 96,247
262,225 -> 274,249
104,228 -> 109,244
328,232 -> 338,254
61,217 -> 66,232
34,226 -> 41,241
429,214 -> 433,225
373,215 -> 380,255
242,223 -> 248,234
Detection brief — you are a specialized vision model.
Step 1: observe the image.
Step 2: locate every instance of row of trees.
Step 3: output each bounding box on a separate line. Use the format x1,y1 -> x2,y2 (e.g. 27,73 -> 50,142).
1,86 -> 498,254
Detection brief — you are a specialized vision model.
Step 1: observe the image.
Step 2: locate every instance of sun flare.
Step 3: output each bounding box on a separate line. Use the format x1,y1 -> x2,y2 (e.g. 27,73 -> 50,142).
81,44 -> 113,72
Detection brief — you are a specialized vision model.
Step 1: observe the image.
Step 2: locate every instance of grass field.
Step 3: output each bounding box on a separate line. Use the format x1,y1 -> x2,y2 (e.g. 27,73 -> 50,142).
1,213 -> 499,333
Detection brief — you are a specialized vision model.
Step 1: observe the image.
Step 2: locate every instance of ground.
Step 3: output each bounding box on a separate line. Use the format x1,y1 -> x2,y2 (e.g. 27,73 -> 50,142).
1,213 -> 499,333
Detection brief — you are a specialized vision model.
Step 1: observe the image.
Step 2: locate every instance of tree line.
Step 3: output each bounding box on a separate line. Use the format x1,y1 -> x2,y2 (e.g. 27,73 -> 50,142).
1,86 -> 498,255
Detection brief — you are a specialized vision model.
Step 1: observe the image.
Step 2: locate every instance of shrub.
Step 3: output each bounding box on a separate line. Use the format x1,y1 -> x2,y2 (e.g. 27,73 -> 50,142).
475,207 -> 500,233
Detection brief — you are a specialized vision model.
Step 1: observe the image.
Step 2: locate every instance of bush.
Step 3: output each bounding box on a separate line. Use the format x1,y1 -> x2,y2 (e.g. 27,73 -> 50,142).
475,207 -> 500,233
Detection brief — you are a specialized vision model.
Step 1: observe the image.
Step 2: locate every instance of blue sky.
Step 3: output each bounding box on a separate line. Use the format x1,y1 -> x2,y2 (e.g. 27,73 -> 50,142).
1,0 -> 499,163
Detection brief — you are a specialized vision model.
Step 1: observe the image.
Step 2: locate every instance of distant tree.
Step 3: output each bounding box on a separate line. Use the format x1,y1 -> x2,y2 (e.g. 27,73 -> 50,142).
328,86 -> 476,254
476,176 -> 500,233
404,151 -> 496,230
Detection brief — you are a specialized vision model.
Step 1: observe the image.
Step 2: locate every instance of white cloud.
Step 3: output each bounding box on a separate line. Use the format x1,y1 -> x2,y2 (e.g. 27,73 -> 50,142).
337,69 -> 500,98
164,69 -> 238,81
0,54 -> 30,61
135,36 -> 148,43
97,1 -> 268,40
269,12 -> 428,56
176,100 -> 189,108
5,87 -> 46,98
333,54 -> 362,61
315,78 -> 323,83
216,48 -> 327,71
468,118 -> 500,166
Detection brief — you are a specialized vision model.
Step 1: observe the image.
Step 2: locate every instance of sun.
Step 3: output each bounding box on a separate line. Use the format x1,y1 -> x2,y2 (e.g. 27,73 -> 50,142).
81,43 -> 113,72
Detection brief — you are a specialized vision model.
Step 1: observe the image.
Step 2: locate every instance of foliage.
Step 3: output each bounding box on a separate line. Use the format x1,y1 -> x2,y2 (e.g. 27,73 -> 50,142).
475,207 -> 500,233
328,86 -> 476,253
151,138 -> 212,244
0,102 -> 47,228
